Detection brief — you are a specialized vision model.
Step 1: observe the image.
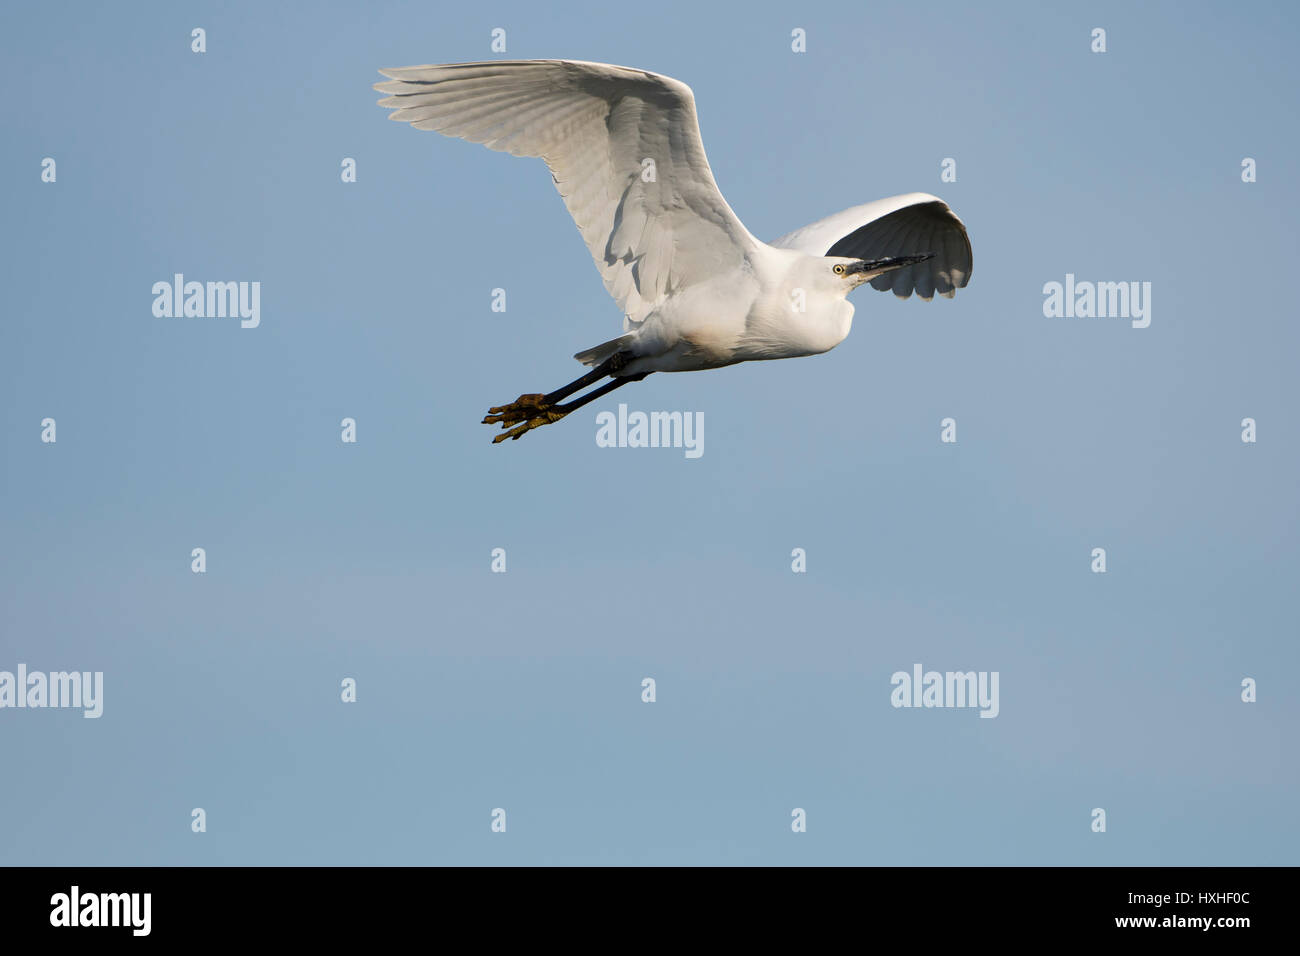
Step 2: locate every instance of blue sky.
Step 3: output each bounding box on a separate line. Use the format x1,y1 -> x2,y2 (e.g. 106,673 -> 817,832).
2,0 -> 1297,864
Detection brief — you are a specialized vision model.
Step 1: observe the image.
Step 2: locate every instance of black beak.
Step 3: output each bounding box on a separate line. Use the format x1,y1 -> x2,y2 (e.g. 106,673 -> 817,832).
846,252 -> 934,276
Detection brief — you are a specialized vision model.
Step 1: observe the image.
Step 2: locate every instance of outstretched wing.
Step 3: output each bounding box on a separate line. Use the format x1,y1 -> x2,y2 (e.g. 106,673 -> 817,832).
769,193 -> 972,300
376,59 -> 760,328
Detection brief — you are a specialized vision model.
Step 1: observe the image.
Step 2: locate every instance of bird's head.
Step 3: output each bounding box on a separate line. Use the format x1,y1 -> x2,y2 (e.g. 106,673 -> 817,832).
827,253 -> 935,293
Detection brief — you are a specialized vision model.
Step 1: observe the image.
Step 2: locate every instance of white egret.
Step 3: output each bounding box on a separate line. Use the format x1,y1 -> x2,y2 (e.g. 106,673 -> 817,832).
375,60 -> 972,442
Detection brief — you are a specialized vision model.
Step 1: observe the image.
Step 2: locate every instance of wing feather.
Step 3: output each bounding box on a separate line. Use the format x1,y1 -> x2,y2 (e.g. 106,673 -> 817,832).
770,192 -> 972,300
376,59 -> 759,328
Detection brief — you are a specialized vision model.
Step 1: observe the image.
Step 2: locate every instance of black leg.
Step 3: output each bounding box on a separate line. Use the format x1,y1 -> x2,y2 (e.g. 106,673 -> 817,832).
483,352 -> 627,424
552,372 -> 647,414
541,353 -> 626,405
487,369 -> 651,444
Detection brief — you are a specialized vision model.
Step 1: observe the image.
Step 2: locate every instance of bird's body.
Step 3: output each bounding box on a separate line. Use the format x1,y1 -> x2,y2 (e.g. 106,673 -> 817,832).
597,244 -> 855,376
375,59 -> 972,440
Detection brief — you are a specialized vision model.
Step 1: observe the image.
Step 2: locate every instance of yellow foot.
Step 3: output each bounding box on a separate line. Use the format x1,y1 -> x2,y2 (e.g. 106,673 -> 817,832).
490,407 -> 569,443
482,393 -> 549,426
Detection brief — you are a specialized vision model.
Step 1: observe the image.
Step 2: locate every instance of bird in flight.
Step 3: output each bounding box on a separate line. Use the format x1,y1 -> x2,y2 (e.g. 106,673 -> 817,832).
375,60 -> 972,443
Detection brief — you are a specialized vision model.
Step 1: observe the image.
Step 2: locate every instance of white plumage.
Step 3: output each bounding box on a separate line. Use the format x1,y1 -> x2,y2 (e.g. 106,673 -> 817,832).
375,59 -> 973,440
377,60 -> 758,333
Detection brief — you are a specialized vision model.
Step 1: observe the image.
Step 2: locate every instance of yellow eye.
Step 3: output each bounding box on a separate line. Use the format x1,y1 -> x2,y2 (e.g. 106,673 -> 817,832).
833,264 -> 846,275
